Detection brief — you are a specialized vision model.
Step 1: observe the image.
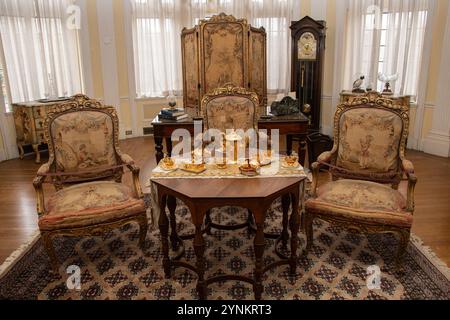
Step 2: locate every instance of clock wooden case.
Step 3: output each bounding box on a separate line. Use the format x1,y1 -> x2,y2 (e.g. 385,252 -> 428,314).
290,16 -> 326,130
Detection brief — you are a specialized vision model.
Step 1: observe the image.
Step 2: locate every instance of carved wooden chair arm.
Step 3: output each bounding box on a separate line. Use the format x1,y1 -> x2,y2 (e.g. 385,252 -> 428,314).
401,159 -> 417,212
405,172 -> 417,212
310,161 -> 323,198
401,159 -> 415,175
119,153 -> 135,166
37,162 -> 51,176
309,148 -> 337,197
34,162 -> 53,215
126,163 -> 143,199
33,174 -> 46,216
317,150 -> 336,163
117,153 -> 143,199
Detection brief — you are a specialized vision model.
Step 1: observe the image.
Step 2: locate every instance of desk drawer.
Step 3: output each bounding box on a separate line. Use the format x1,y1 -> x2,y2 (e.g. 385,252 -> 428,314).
33,106 -> 47,119
35,130 -> 46,143
35,118 -> 45,130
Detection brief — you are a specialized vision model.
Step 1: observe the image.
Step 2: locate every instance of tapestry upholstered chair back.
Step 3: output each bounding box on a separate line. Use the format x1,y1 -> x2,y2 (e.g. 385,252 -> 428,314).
43,94 -> 124,187
324,92 -> 410,186
201,84 -> 259,133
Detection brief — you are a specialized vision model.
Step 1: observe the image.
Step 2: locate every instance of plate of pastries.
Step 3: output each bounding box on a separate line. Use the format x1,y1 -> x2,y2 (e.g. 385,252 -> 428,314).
180,151 -> 207,174
180,162 -> 206,174
281,154 -> 300,168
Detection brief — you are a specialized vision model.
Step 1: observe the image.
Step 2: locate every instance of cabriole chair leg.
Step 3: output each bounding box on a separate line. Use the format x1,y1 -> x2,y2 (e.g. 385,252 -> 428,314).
42,232 -> 59,273
396,229 -> 410,273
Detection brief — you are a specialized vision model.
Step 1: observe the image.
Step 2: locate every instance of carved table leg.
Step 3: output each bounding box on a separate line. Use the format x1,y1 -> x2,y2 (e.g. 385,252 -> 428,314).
158,195 -> 171,278
154,136 -> 164,164
281,194 -> 291,248
253,211 -> 265,300
286,135 -> 293,156
165,137 -> 173,157
247,209 -> 256,231
167,195 -> 180,251
32,144 -> 40,164
298,139 -> 307,167
194,223 -> 207,300
205,209 -> 212,235
289,190 -> 300,274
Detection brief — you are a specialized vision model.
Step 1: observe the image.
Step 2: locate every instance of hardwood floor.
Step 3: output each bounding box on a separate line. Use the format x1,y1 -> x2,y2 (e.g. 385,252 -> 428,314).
0,136 -> 449,266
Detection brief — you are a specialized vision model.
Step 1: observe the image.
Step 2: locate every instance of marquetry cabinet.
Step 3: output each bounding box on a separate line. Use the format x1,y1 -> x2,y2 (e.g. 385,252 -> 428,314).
12,99 -> 70,163
181,13 -> 267,116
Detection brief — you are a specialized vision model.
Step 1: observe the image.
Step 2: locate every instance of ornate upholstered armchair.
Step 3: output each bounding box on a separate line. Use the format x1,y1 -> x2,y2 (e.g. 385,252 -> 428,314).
305,92 -> 417,268
33,95 -> 148,271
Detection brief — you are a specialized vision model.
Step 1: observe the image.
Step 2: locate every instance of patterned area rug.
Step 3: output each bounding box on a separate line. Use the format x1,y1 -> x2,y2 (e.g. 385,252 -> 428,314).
0,196 -> 448,300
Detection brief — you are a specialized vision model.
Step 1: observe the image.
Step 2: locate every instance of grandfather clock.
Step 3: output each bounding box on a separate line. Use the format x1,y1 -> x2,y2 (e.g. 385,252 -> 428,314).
291,17 -> 332,166
290,16 -> 326,130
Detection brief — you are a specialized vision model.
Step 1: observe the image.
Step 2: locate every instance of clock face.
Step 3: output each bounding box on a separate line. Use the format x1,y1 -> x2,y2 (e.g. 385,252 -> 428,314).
298,32 -> 317,60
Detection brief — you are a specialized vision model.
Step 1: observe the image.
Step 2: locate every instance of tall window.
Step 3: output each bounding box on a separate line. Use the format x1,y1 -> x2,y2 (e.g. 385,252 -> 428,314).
0,59 -> 9,112
0,0 -> 84,106
130,0 -> 299,98
343,0 -> 430,99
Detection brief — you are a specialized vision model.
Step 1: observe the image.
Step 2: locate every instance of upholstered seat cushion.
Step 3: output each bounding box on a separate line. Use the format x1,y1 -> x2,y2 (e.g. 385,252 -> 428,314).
306,179 -> 412,227
39,181 -> 145,230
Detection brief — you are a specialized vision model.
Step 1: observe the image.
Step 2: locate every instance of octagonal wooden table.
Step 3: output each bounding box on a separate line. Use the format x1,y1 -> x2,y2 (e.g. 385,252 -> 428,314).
152,177 -> 306,300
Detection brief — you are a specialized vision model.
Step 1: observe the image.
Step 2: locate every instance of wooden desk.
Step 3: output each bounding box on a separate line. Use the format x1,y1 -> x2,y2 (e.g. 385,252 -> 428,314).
152,177 -> 305,300
152,113 -> 309,165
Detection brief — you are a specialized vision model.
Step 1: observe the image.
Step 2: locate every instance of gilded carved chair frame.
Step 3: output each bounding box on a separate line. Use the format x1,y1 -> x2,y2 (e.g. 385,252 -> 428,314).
33,94 -> 147,271
306,92 -> 417,268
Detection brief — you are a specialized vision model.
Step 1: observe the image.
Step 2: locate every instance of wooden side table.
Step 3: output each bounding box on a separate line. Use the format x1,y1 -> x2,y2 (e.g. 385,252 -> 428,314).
152,177 -> 306,300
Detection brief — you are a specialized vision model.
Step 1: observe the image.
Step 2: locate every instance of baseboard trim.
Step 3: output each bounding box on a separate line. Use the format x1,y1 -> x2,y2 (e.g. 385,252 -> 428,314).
143,127 -> 154,135
422,131 -> 450,157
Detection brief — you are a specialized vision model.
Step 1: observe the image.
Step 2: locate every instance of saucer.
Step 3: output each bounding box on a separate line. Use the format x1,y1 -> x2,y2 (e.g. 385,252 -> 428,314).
180,163 -> 206,174
160,163 -> 178,172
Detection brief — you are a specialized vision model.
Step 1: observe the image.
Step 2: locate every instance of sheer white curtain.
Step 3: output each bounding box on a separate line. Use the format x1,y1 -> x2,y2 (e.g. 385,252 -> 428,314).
0,0 -> 83,103
130,0 -> 300,98
342,0 -> 430,97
